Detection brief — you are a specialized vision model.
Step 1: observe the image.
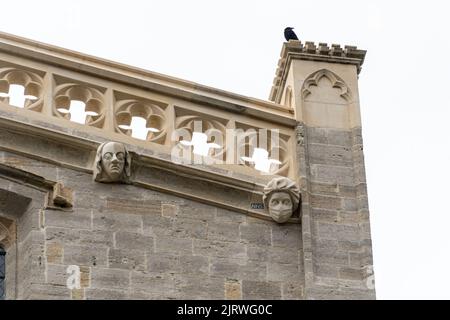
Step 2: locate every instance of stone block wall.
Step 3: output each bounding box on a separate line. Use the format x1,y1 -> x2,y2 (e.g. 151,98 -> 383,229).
298,125 -> 375,299
0,150 -> 304,300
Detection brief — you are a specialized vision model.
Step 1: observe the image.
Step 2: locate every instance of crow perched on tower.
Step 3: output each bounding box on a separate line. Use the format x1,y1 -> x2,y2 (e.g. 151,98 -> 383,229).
284,27 -> 299,41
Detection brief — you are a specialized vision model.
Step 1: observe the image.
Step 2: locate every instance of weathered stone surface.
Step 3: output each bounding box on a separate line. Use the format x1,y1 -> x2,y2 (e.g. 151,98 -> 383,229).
210,258 -> 266,281
179,255 -> 209,275
316,222 -> 360,241
71,288 -> 84,300
240,224 -> 271,246
208,222 -> 240,242
109,248 -> 146,271
339,267 -> 364,280
247,246 -> 300,265
155,236 -> 193,254
142,214 -> 172,236
174,275 -> 224,300
305,127 -> 328,144
91,268 -> 130,290
267,263 -> 300,282
46,227 -> 114,247
342,198 -> 358,211
86,288 -> 129,300
103,198 -> 161,215
308,144 -> 353,166
17,207 -> 42,237
46,264 -> 71,286
338,211 -> 360,224
282,281 -> 304,300
311,194 -> 342,210
310,164 -> 354,185
313,249 -> 349,267
28,284 -> 71,300
310,182 -> 339,196
306,128 -> 352,146
178,202 -> 216,221
46,242 -> 63,264
313,263 -> 339,278
311,208 -> 339,223
215,208 -> 246,223
73,191 -> 107,210
307,284 -> 375,300
161,204 -> 177,218
115,231 -> 153,251
63,245 -> 108,267
272,224 -> 302,249
172,217 -> 207,239
193,239 -> 246,260
225,280 -> 242,300
242,280 -> 282,300
93,212 -> 142,233
131,271 -> 176,295
147,252 -> 180,273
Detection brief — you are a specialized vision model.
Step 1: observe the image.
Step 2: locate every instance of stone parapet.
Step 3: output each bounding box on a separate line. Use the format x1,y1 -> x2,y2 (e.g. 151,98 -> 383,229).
0,31 -> 298,183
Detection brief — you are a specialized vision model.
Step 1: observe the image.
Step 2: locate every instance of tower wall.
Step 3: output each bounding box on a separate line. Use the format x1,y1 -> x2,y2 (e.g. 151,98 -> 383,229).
270,41 -> 375,299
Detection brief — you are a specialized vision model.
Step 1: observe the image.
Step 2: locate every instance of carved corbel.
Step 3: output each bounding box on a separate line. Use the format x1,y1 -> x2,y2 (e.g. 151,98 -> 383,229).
263,177 -> 301,224
93,142 -> 132,183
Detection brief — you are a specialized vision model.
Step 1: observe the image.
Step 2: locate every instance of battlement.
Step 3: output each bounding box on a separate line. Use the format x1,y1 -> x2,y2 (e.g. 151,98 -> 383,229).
269,40 -> 366,102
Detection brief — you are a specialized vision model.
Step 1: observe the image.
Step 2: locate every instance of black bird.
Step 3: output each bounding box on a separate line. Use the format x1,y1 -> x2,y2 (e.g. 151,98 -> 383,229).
284,27 -> 299,41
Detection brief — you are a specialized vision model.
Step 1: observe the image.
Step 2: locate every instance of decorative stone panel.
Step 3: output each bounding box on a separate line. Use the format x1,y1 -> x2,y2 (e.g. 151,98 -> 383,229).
115,94 -> 167,144
0,66 -> 44,111
53,81 -> 106,128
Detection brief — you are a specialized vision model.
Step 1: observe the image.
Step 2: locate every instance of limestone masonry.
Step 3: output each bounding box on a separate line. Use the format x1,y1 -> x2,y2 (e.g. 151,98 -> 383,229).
0,32 -> 375,299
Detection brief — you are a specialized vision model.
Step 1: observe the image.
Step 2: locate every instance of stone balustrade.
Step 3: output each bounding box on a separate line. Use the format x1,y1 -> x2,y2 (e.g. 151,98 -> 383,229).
0,32 -> 300,223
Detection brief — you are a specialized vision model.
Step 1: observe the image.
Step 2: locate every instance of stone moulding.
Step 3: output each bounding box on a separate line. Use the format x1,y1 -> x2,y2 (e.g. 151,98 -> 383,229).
302,69 -> 352,102
0,32 -> 295,126
0,162 -> 72,211
0,32 -> 300,222
0,32 -> 298,181
0,112 -> 300,223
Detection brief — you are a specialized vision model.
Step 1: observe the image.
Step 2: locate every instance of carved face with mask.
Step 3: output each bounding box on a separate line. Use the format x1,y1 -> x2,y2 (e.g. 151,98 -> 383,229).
263,177 -> 300,224
267,191 -> 294,223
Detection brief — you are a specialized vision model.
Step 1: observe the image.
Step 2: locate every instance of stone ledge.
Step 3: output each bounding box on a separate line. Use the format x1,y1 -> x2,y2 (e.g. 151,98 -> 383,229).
0,31 -> 293,120
0,111 -> 300,224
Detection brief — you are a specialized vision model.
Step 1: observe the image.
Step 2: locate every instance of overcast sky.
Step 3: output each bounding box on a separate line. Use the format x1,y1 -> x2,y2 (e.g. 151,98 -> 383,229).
1,0 -> 449,299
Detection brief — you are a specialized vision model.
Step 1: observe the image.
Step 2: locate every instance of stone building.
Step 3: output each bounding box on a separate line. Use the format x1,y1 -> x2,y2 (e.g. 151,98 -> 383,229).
0,32 -> 375,299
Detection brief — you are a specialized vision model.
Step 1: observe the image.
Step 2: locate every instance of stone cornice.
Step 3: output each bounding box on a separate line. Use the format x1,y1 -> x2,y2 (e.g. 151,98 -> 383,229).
269,40 -> 366,103
0,31 -> 294,123
0,108 -> 300,223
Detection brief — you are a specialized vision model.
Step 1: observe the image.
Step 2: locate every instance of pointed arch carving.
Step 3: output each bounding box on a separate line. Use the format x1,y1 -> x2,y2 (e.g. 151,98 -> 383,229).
284,85 -> 294,110
301,69 -> 352,102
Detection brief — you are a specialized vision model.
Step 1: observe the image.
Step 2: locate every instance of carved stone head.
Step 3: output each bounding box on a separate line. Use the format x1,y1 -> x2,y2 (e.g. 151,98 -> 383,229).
263,177 -> 300,223
93,142 -> 131,183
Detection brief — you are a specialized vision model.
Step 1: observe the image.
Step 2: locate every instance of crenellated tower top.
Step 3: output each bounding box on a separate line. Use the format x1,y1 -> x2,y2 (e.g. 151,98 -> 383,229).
269,40 -> 366,103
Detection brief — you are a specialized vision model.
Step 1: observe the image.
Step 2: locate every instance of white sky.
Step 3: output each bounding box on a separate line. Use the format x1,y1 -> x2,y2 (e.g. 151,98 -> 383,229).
1,0 -> 450,299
